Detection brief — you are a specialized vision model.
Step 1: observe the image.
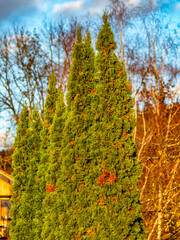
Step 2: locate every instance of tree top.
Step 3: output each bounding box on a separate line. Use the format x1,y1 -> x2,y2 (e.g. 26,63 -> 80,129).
84,31 -> 91,45
77,25 -> 82,43
96,11 -> 117,52
102,10 -> 110,24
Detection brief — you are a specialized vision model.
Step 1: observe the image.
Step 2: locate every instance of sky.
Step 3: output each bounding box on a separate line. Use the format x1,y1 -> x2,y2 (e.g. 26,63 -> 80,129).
0,0 -> 110,29
0,0 -> 179,30
0,0 -> 179,149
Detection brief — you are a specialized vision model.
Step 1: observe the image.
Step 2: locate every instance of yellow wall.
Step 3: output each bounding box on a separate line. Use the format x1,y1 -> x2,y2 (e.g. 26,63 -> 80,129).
0,170 -> 13,239
0,179 -> 12,196
0,170 -> 12,196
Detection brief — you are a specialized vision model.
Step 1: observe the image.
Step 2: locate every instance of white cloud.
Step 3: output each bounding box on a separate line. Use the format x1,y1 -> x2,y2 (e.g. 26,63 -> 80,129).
53,1 -> 84,14
127,0 -> 141,6
86,0 -> 110,15
33,0 -> 43,3
125,0 -> 158,8
52,0 -> 110,16
33,0 -> 49,12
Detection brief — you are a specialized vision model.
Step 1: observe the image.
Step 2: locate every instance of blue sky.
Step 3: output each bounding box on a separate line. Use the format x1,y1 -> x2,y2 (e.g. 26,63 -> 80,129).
0,0 -> 179,30
0,0 -> 109,29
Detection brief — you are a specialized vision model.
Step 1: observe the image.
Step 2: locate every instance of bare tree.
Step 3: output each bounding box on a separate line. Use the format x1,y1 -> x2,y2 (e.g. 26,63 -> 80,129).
41,17 -> 78,92
133,3 -> 180,239
0,17 -> 79,129
109,0 -> 180,239
0,26 -> 49,126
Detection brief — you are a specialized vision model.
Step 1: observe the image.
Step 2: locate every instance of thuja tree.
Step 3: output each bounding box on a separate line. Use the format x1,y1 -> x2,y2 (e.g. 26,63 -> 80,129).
41,71 -> 58,167
9,107 -> 43,240
46,89 -> 66,186
44,71 -> 59,125
24,108 -> 43,240
9,105 -> 30,240
50,28 -> 96,239
86,13 -> 146,239
36,71 -> 59,238
42,89 -> 65,240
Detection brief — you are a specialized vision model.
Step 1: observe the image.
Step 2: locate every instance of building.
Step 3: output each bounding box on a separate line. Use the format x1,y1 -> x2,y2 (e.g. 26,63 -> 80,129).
0,169 -> 13,239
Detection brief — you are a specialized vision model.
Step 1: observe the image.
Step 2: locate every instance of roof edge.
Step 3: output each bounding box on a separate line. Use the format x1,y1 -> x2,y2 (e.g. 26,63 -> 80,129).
0,169 -> 13,184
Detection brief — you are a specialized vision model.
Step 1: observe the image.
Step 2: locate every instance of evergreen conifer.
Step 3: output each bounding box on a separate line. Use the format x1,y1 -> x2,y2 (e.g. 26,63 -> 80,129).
9,105 -> 30,240
9,15 -> 145,240
42,90 -> 65,240
85,12 -> 146,239
46,90 -> 66,186
51,27 -> 96,239
44,71 -> 59,126
9,107 -> 43,240
41,71 -> 58,167
22,108 -> 43,239
36,71 -> 59,239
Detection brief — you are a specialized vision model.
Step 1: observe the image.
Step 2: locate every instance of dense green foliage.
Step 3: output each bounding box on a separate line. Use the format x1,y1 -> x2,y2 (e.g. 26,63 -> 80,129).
46,90 -> 66,186
36,71 -> 59,239
24,108 -> 43,240
10,15 -> 145,240
85,13 -> 146,239
9,107 -> 43,240
40,71 -> 58,167
45,28 -> 96,239
9,105 -> 30,240
44,71 -> 59,126
42,89 -> 65,240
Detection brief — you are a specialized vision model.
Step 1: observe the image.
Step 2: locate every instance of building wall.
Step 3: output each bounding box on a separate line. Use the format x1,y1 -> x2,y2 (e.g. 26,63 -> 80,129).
0,169 -> 13,239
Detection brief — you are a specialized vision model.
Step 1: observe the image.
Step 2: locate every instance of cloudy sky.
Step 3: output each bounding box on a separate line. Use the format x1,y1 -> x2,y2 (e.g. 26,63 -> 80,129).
0,0 -> 179,29
0,0 -> 110,25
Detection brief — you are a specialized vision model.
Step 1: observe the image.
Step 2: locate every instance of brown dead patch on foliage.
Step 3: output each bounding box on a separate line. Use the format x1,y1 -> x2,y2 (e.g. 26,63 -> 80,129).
46,184 -> 55,193
118,71 -> 123,77
87,229 -> 95,236
101,161 -> 104,168
42,120 -> 49,128
75,156 -> 80,161
98,196 -> 105,206
90,88 -> 95,95
73,93 -> 79,103
97,170 -> 117,187
113,196 -> 118,203
126,82 -> 132,90
112,142 -> 123,148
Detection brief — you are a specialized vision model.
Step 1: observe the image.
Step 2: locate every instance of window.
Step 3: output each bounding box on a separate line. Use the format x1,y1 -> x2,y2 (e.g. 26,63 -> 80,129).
0,199 -> 11,238
1,200 -> 11,220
